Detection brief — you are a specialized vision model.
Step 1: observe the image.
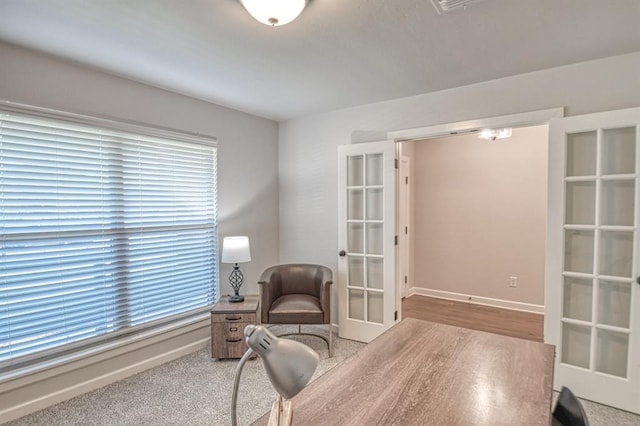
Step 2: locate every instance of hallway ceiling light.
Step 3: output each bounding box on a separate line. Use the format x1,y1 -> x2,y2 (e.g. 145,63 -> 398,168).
478,128 -> 512,141
241,0 -> 307,26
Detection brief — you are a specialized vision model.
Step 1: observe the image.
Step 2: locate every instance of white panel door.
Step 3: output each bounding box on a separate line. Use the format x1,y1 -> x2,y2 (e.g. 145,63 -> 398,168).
337,141 -> 397,343
546,107 -> 640,413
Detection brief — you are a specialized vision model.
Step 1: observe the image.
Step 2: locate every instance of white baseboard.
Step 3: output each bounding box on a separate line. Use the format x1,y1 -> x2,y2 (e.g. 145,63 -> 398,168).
407,287 -> 544,315
0,320 -> 210,424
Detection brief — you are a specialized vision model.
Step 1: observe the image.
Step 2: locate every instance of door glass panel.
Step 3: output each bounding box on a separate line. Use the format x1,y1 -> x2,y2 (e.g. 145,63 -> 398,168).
367,292 -> 383,324
563,277 -> 592,321
366,153 -> 383,186
367,257 -> 383,289
565,181 -> 595,225
599,231 -> 633,278
598,280 -> 631,328
348,257 -> 364,288
366,223 -> 383,255
348,155 -> 363,186
601,127 -> 636,175
566,131 -> 597,177
595,329 -> 629,378
347,223 -> 364,253
366,188 -> 383,220
600,180 -> 635,226
561,323 -> 591,368
347,189 -> 364,220
348,289 -> 364,321
564,230 -> 594,274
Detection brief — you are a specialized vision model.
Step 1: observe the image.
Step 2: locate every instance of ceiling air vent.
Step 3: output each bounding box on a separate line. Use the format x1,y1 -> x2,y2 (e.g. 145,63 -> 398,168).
431,0 -> 480,14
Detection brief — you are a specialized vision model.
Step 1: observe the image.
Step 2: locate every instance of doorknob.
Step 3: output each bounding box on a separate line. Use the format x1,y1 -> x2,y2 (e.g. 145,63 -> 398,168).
339,250 -> 346,257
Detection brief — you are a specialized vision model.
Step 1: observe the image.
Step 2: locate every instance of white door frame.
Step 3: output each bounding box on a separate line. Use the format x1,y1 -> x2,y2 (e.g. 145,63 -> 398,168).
387,108 -> 564,142
397,155 -> 411,298
387,107 -> 564,313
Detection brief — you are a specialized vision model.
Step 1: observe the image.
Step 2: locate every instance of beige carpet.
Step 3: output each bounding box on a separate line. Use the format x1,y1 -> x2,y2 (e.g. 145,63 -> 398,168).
5,326 -> 364,426
5,324 -> 640,426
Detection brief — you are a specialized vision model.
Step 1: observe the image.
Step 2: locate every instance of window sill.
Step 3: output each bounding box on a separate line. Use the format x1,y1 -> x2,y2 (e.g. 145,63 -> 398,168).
0,312 -> 211,423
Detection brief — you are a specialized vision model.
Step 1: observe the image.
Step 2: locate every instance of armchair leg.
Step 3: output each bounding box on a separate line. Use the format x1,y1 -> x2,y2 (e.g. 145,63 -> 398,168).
328,323 -> 333,358
274,324 -> 334,358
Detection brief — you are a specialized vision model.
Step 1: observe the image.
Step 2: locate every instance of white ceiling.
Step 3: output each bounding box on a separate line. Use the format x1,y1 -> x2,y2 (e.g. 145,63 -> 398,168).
0,0 -> 639,121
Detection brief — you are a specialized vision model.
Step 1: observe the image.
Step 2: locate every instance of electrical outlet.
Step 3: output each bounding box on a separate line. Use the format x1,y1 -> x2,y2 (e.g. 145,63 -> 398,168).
509,276 -> 517,287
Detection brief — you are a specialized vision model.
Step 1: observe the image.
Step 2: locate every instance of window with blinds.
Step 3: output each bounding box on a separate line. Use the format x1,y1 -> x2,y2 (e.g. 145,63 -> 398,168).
0,106 -> 218,371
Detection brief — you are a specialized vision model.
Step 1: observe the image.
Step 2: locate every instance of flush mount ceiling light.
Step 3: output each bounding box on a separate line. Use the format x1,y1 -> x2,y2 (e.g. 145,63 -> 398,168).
478,128 -> 513,141
241,0 -> 307,26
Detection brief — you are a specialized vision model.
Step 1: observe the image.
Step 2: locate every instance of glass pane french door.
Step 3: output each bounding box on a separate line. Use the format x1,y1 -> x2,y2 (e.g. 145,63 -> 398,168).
546,107 -> 640,414
338,141 -> 396,343
346,152 -> 384,323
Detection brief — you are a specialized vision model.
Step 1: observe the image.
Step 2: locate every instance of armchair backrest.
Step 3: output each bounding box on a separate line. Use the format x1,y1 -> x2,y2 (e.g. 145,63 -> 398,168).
279,264 -> 328,296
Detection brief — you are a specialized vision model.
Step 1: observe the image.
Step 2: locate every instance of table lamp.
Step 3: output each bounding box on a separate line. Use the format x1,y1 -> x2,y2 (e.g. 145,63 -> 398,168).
221,236 -> 251,303
231,325 -> 319,426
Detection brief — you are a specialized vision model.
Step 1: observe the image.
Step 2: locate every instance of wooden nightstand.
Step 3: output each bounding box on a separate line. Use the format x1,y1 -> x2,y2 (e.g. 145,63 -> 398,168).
210,294 -> 259,359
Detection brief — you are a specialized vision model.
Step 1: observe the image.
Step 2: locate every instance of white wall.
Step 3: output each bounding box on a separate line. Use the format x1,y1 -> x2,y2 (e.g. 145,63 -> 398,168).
279,52 -> 640,321
0,41 -> 279,422
411,126 -> 548,306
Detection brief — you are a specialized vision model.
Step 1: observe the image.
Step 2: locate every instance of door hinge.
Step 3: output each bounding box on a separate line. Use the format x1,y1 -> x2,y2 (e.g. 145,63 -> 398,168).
405,176 -> 408,184
395,158 -> 399,169
404,275 -> 407,284
395,235 -> 398,245
394,310 -> 398,321
405,226 -> 408,234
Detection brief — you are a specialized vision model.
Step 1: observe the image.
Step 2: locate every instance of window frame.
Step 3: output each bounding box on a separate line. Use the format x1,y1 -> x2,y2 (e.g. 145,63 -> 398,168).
0,101 -> 219,376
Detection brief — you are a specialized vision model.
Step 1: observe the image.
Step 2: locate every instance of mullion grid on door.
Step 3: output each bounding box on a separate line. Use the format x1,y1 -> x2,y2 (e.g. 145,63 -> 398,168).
590,128 -> 602,374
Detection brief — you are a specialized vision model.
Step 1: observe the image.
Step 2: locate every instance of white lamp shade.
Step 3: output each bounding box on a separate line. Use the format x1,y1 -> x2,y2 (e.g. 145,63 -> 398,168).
240,0 -> 306,26
244,325 -> 319,399
221,236 -> 251,264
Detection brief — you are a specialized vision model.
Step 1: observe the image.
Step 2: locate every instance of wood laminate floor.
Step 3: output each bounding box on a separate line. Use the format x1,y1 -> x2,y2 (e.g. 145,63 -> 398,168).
402,295 -> 544,342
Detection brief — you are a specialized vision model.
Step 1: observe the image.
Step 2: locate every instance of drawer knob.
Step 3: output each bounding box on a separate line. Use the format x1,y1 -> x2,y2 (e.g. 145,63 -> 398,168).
226,338 -> 242,343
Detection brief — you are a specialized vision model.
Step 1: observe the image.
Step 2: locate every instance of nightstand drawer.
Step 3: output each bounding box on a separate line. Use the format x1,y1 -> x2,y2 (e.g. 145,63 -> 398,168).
211,311 -> 257,324
211,322 -> 252,359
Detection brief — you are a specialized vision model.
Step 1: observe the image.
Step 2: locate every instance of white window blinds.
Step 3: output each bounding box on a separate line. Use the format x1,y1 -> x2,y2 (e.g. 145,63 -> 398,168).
0,108 -> 218,370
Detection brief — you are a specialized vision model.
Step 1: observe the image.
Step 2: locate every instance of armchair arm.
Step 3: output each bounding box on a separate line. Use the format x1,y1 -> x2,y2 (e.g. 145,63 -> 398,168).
316,266 -> 333,324
257,266 -> 283,324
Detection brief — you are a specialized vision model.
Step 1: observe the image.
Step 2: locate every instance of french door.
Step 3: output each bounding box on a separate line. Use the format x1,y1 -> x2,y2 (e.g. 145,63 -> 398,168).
546,107 -> 640,413
337,141 -> 397,343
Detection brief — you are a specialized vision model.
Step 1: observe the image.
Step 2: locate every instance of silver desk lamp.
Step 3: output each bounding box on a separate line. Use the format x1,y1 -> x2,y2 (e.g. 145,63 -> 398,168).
231,325 -> 319,426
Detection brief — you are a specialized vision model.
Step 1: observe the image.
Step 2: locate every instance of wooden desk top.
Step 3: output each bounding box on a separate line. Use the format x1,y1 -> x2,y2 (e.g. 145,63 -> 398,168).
211,294 -> 259,314
253,317 -> 554,425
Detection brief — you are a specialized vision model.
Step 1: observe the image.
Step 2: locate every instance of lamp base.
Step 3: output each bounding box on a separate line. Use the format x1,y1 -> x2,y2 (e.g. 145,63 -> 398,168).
268,397 -> 292,426
228,294 -> 245,303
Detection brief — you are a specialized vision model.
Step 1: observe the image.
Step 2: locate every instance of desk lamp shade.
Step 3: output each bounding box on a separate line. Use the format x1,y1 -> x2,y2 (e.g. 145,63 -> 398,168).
221,236 -> 251,303
245,324 -> 319,399
230,325 -> 319,426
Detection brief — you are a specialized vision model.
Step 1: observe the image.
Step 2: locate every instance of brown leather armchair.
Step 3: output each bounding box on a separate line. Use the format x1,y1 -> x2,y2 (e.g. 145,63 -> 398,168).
258,264 -> 333,357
